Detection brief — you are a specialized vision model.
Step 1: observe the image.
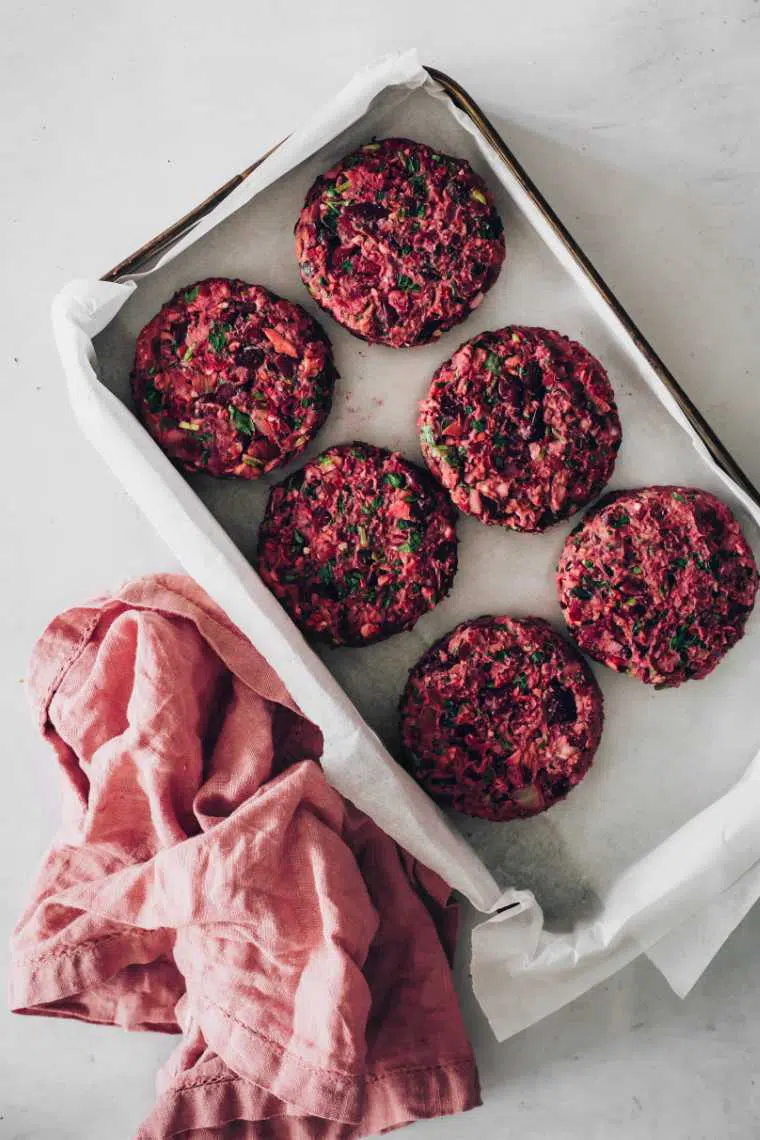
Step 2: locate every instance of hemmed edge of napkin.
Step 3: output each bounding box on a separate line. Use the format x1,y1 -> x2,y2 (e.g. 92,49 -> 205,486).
136,1056 -> 481,1139
10,927 -> 181,1032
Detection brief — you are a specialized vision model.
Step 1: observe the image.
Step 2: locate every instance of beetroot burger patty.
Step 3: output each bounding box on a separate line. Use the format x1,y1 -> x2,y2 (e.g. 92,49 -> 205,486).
418,326 -> 622,531
257,442 -> 458,646
294,138 -> 505,348
557,486 -> 758,688
400,617 -> 603,821
131,277 -> 336,477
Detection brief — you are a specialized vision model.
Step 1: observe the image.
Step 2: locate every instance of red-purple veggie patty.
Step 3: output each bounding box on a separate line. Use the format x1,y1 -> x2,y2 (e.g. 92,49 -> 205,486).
400,616 -> 604,821
257,442 -> 458,646
294,138 -> 505,349
131,277 -> 336,478
418,326 -> 622,531
557,486 -> 758,687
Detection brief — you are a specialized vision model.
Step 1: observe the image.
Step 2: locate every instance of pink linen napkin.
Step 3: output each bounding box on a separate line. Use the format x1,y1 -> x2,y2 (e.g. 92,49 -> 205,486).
9,574 -> 480,1138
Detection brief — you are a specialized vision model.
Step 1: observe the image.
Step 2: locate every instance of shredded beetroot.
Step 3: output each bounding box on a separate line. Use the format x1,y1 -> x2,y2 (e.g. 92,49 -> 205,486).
131,277 -> 336,478
418,326 -> 621,531
257,442 -> 458,646
557,486 -> 758,687
400,616 -> 603,821
295,138 -> 505,348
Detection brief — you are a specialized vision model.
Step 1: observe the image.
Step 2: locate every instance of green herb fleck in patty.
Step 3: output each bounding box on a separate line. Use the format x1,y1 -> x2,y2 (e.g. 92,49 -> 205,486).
144,380 -> 163,413
208,323 -> 229,354
229,406 -> 254,435
383,471 -> 405,489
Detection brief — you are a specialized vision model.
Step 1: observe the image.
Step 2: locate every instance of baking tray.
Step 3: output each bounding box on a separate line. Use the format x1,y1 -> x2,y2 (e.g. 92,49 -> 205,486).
55,55 -> 760,1037
102,67 -> 759,508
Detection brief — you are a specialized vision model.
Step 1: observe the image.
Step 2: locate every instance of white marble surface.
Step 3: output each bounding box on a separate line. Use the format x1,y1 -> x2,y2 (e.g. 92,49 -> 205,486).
2,2 -> 760,1137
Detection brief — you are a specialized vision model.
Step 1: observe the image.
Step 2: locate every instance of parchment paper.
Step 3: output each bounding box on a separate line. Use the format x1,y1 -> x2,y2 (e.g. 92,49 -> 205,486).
52,50 -> 760,1041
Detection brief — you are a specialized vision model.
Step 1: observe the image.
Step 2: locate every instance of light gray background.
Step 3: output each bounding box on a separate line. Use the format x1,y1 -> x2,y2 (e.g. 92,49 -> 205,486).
2,2 -> 759,1137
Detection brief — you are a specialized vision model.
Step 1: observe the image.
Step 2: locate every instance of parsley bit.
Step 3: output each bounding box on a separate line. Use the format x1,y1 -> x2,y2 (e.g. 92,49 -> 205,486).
144,380 -> 163,413
383,471 -> 405,488
208,323 -> 229,354
229,406 -> 254,436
